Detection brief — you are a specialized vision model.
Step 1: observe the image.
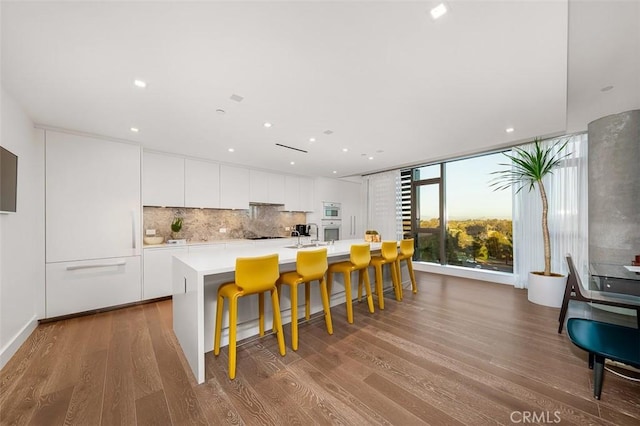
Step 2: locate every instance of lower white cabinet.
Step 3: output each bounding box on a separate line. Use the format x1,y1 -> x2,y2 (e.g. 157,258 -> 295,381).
143,247 -> 188,299
45,256 -> 141,318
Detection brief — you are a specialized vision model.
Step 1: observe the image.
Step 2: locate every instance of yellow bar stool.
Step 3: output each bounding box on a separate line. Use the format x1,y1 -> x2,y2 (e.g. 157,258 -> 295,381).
276,248 -> 333,351
214,253 -> 286,380
327,244 -> 375,324
397,238 -> 418,295
369,241 -> 402,310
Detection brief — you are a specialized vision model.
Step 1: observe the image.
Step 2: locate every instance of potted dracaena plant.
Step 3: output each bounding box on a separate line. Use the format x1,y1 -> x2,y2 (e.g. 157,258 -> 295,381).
490,138 -> 570,307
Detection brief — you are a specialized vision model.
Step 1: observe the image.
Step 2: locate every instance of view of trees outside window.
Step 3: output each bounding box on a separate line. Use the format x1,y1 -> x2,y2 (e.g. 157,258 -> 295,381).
413,153 -> 513,273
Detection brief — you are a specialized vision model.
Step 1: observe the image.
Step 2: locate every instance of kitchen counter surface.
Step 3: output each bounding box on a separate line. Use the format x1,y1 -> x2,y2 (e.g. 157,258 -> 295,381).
173,238 -> 380,274
143,237 -> 292,249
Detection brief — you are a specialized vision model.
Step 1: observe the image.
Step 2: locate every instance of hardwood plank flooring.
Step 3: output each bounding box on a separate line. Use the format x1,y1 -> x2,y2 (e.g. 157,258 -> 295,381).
2,272 -> 639,425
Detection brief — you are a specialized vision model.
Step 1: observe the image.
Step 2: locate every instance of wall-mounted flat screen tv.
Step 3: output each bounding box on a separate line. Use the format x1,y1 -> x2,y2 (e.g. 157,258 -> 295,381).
1,146 -> 18,213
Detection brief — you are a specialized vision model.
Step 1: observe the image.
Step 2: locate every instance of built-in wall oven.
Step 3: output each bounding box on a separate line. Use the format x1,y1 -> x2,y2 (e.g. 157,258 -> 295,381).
322,202 -> 341,220
320,220 -> 341,242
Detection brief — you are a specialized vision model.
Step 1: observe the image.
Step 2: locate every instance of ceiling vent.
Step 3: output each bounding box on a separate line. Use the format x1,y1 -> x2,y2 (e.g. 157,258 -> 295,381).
275,143 -> 308,153
323,130 -> 334,135
229,94 -> 244,102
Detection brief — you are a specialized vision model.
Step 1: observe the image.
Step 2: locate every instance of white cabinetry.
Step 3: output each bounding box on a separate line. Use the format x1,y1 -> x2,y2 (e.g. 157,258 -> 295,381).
340,180 -> 363,239
299,177 -> 314,211
46,131 -> 141,262
268,173 -> 285,204
250,170 -> 285,204
220,165 -> 249,209
45,130 -> 142,318
284,175 -> 315,211
249,170 -> 269,203
46,257 -> 142,317
143,246 -> 187,299
185,159 -> 220,208
143,151 -> 185,207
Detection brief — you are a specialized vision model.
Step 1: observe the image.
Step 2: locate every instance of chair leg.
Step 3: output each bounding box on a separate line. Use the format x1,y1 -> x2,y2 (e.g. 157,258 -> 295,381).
391,261 -> 402,301
593,354 -> 605,400
319,277 -> 333,335
327,270 -> 333,297
344,271 -> 354,324
407,259 -> 417,294
558,276 -> 573,333
228,295 -> 239,380
290,283 -> 299,351
271,288 -> 286,356
305,282 -> 311,320
273,283 -> 281,333
258,292 -> 265,336
374,264 -> 385,310
214,293 -> 224,356
588,352 -> 594,369
362,269 -> 374,313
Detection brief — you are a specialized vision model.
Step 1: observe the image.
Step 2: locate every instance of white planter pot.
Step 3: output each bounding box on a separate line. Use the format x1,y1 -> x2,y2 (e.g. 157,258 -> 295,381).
527,272 -> 567,308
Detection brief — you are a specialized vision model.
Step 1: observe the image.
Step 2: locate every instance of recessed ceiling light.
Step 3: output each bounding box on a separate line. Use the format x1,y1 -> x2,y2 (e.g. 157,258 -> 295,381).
505,127 -> 515,133
133,79 -> 146,88
216,109 -> 226,115
323,130 -> 334,135
342,148 -> 348,152
309,137 -> 316,143
264,122 -> 272,128
430,3 -> 447,20
130,127 -> 139,133
332,170 -> 337,174
228,148 -> 234,152
230,94 -> 244,102
600,85 -> 614,92
368,156 -> 374,160
290,161 -> 295,165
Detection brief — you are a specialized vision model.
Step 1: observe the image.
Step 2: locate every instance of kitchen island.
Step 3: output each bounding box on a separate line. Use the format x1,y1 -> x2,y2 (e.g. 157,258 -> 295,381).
172,238 -> 384,383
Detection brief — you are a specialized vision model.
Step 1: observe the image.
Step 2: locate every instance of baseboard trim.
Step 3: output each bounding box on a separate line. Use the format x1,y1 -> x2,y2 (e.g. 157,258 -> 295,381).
414,262 -> 515,285
0,315 -> 38,370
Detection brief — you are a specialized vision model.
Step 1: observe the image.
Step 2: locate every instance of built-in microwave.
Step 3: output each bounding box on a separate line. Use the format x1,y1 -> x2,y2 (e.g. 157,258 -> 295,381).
322,202 -> 341,220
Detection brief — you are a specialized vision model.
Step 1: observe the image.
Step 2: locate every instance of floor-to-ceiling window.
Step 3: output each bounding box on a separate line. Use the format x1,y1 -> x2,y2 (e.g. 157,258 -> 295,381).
405,152 -> 513,273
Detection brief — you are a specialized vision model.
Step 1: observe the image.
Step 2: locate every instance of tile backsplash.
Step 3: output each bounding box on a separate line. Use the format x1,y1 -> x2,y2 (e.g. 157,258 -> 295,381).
143,205 -> 306,242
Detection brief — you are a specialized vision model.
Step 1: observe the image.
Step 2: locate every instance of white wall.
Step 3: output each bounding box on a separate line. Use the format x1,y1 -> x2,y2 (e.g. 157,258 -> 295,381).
0,87 -> 44,369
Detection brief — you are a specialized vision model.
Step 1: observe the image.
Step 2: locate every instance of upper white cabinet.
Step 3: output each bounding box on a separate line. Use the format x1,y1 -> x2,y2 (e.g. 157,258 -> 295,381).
46,131 -> 142,262
220,165 -> 249,209
143,151 -> 185,207
284,175 -> 314,211
299,177 -> 314,211
185,159 -> 220,208
250,170 -> 285,204
268,173 -> 285,204
249,170 -> 269,203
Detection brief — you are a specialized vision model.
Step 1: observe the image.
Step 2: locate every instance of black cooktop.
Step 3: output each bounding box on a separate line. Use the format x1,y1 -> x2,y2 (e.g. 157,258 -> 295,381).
245,236 -> 285,240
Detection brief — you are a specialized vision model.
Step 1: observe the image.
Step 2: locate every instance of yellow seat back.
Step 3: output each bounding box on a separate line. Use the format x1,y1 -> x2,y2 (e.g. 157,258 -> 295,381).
350,244 -> 371,268
381,241 -> 398,261
400,239 -> 415,257
297,248 -> 328,278
235,253 -> 279,294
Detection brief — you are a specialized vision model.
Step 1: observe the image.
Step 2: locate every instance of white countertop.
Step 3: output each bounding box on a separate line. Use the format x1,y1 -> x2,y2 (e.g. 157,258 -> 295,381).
173,238 -> 382,275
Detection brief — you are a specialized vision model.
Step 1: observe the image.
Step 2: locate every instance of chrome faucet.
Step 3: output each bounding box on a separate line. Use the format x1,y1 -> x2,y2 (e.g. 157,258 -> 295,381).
291,230 -> 302,248
308,223 -> 319,244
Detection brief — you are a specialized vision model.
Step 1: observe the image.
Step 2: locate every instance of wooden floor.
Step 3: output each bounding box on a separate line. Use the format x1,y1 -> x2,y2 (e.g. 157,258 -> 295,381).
2,272 -> 640,425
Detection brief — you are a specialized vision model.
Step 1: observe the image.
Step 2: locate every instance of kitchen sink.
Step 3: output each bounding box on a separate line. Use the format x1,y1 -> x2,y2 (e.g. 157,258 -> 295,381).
284,243 -> 328,249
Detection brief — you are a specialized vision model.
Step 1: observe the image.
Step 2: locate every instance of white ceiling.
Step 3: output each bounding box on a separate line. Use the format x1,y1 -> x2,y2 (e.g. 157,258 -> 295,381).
2,1 -> 639,178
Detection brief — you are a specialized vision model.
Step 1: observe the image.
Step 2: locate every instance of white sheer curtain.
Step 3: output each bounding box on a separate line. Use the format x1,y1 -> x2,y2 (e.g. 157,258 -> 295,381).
364,170 -> 403,242
513,133 -> 589,288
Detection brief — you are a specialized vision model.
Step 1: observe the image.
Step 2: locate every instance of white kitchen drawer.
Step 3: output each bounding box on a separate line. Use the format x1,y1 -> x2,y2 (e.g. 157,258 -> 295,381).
45,256 -> 141,318
143,247 -> 187,300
